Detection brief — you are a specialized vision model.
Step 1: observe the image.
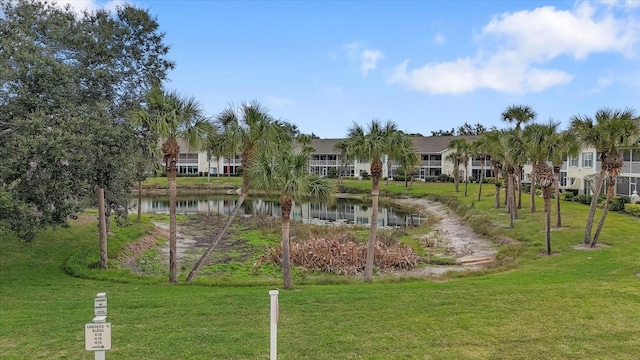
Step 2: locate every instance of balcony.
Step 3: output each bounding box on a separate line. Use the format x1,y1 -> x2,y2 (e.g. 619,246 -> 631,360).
420,160 -> 442,167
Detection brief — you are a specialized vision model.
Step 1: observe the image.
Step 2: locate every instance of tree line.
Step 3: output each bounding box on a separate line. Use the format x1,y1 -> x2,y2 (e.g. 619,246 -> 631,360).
444,105 -> 639,256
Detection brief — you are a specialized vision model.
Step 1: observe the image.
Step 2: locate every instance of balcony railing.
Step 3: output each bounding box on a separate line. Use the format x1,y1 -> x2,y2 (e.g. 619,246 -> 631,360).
309,160 -> 341,166
420,160 -> 442,167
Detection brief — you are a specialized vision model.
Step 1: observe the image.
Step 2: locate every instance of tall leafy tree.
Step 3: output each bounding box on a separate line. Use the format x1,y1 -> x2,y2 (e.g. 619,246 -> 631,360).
523,123 -> 551,213
478,130 -> 505,208
446,138 -> 470,194
397,141 -> 420,189
333,140 -> 353,186
570,108 -> 638,246
524,121 -> 560,254
472,137 -> 490,201
386,131 -> 417,186
338,119 -> 411,282
187,101 -> 291,281
548,131 -> 579,228
0,0 -> 173,242
134,85 -> 211,283
501,130 -> 525,228
502,105 -> 537,209
249,148 -> 335,289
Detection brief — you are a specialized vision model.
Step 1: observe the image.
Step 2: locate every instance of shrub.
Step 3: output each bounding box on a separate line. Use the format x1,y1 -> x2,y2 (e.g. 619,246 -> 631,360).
562,192 -> 574,201
437,174 -> 452,183
360,171 -> 371,180
326,168 -> 338,179
624,204 -> 640,217
424,176 -> 438,183
573,194 -> 591,205
483,177 -> 496,184
609,196 -> 626,212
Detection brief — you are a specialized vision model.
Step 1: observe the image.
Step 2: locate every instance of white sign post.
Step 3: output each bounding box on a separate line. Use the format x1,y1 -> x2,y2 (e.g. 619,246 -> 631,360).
86,293 -> 111,360
269,290 -> 279,360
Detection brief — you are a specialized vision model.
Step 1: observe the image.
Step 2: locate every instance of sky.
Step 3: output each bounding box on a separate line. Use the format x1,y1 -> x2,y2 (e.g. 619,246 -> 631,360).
59,0 -> 640,138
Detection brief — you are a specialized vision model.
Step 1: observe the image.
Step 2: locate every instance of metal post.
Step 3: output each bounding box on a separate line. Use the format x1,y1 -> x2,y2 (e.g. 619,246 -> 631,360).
269,290 -> 279,360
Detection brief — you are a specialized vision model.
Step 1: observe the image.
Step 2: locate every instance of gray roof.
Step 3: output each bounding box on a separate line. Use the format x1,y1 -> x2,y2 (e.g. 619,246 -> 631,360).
411,135 -> 478,153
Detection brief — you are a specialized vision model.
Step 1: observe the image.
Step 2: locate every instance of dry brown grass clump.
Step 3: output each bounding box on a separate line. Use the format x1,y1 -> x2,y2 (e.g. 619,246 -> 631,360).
259,235 -> 418,275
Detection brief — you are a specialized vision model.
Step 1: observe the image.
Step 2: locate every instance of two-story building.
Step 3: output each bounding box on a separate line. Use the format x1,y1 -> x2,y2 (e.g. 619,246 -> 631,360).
166,136 -> 639,197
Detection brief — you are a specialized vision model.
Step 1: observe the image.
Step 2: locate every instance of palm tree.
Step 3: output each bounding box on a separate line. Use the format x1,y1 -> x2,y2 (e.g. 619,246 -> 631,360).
501,130 -> 525,228
387,131 -> 418,186
134,85 -> 211,283
186,101 -> 291,281
502,105 -> 537,209
472,136 -> 490,201
548,131 -> 579,228
446,138 -> 470,193
523,123 -> 554,213
339,119 -> 410,282
333,140 -> 352,186
249,147 -> 335,289
397,140 -> 420,189
202,126 -> 229,182
524,121 -> 559,254
479,130 -> 505,208
571,108 -> 638,246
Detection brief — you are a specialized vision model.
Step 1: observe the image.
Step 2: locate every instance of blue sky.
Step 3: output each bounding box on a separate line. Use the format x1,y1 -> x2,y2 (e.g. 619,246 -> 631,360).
65,0 -> 640,138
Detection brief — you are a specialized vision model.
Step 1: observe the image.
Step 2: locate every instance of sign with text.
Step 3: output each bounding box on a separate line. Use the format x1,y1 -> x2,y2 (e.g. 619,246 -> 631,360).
85,322 -> 112,351
94,297 -> 107,317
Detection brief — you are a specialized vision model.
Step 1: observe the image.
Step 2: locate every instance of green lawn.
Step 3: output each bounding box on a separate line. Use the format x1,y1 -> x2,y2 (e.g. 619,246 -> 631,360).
2,180 -> 640,359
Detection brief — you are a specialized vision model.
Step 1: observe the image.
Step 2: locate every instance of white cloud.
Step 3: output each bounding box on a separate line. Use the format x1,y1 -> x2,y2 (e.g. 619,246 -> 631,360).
434,33 -> 446,45
266,96 -> 291,108
339,42 -> 383,77
360,49 -> 383,77
391,2 -> 639,94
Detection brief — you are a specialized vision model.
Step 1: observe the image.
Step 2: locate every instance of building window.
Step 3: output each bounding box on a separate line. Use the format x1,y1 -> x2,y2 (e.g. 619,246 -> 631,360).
568,156 -> 578,167
582,152 -> 593,167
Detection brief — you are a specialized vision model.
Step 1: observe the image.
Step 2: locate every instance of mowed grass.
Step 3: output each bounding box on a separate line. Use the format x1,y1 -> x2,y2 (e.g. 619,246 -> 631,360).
2,180 -> 640,359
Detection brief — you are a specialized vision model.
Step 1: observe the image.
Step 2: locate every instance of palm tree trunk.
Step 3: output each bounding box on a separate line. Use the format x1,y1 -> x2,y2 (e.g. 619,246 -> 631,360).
281,201 -> 293,289
464,163 -> 469,197
508,173 -> 515,228
584,170 -> 606,244
517,166 -> 523,209
493,164 -> 501,209
168,169 -> 178,283
137,180 -> 142,223
530,166 -> 537,213
504,172 -> 509,206
97,187 -> 108,270
554,168 -> 561,228
453,164 -> 460,192
364,161 -> 382,282
543,187 -> 552,255
592,177 -> 615,247
207,158 -> 211,183
477,160 -> 485,202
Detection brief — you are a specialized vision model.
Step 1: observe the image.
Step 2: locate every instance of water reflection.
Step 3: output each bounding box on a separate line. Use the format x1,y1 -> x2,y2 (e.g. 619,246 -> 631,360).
130,195 -> 426,227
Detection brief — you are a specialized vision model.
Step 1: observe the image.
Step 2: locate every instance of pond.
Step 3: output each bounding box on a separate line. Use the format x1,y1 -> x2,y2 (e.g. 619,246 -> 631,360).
130,195 -> 426,227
